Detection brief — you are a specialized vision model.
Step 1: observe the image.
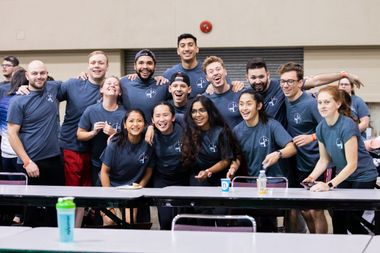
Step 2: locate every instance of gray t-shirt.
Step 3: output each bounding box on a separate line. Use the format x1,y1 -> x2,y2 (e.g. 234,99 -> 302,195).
285,92 -> 322,172
58,78 -> 101,152
100,137 -> 152,187
120,76 -> 169,123
316,114 -> 378,182
204,88 -> 243,129
261,79 -> 287,127
78,103 -> 126,167
233,118 -> 292,177
7,81 -> 61,163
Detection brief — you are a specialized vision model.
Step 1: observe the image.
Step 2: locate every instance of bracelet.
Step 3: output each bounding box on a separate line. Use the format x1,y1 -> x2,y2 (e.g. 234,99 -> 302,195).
311,133 -> 317,141
340,71 -> 348,79
23,159 -> 31,169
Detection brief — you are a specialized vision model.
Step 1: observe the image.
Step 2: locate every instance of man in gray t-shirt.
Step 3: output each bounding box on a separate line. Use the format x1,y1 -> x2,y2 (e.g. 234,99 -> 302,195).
7,60 -> 64,226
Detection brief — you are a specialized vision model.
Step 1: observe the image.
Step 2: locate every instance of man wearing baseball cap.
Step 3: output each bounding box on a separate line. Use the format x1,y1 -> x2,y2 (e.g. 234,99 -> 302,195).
168,71 -> 191,116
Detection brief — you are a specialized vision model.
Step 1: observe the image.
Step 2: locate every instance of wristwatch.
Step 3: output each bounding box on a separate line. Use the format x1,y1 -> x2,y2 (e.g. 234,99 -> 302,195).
327,182 -> 334,189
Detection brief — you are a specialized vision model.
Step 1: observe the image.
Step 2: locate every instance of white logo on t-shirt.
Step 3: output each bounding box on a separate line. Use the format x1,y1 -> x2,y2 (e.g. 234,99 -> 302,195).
268,97 -> 278,107
228,102 -> 238,113
259,136 -> 269,147
138,153 -> 149,164
336,138 -> 343,149
294,113 -> 302,124
145,88 -> 157,99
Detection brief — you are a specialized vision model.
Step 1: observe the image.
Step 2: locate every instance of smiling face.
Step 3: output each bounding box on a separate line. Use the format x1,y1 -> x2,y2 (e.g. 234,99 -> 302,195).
317,91 -> 341,119
191,101 -> 210,131
169,80 -> 191,106
88,53 -> 108,84
26,60 -> 48,91
246,67 -> 270,93
280,70 -> 303,101
152,104 -> 175,135
205,61 -> 228,90
100,77 -> 121,98
124,111 -> 145,139
2,60 -> 16,80
134,56 -> 155,81
177,38 -> 199,63
239,93 -> 262,126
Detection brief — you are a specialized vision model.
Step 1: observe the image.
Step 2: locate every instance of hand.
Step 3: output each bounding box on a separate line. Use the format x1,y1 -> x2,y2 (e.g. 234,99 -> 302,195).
16,85 -> 30,95
126,73 -> 138,81
77,72 -> 89,80
195,170 -> 209,180
93,121 -> 106,136
231,81 -> 245,92
154,76 -> 169,85
293,134 -> 313,147
310,182 -> 329,192
302,176 -> 315,184
25,160 -> 39,178
103,123 -> 116,136
262,151 -> 280,169
205,84 -> 215,95
227,161 -> 239,179
144,125 -> 155,145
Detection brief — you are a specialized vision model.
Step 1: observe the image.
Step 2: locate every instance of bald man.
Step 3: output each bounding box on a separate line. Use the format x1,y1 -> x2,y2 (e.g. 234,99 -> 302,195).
7,60 -> 64,226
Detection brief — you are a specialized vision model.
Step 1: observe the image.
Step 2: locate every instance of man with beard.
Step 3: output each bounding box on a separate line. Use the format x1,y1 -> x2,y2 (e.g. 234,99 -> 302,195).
246,58 -> 364,127
120,49 -> 169,123
8,60 -> 64,226
1,56 -> 19,85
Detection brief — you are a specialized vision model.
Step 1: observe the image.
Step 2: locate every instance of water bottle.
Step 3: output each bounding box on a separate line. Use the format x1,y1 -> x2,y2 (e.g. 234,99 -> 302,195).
56,197 -> 76,243
257,170 -> 267,195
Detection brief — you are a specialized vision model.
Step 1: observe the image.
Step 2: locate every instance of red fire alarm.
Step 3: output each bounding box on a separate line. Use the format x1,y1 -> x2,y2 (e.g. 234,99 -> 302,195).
200,20 -> 213,33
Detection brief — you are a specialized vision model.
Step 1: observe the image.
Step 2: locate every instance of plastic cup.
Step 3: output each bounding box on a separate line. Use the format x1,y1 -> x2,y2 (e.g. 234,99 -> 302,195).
221,178 -> 231,192
56,197 -> 76,243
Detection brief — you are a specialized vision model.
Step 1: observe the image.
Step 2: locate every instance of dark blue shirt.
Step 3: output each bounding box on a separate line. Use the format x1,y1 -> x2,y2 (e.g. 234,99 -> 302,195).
233,119 -> 292,177
58,78 -> 101,152
316,115 -> 378,182
100,138 -> 152,187
120,76 -> 169,123
286,92 -> 322,172
261,79 -> 287,127
7,81 -> 61,163
78,103 -> 126,167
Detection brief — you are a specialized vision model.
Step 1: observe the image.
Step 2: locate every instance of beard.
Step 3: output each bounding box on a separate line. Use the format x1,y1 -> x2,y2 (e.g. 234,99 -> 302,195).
250,80 -> 268,93
29,80 -> 46,90
136,69 -> 154,82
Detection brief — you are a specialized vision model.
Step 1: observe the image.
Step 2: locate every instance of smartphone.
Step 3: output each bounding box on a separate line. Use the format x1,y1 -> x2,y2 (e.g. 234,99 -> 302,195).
300,181 -> 316,190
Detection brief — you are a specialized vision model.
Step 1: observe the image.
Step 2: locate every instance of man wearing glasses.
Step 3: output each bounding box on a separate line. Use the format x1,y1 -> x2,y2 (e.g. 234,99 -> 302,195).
1,56 -> 19,84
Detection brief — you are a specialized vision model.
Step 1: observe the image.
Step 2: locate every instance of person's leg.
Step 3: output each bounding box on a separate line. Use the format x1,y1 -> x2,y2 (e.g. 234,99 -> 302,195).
310,209 -> 328,234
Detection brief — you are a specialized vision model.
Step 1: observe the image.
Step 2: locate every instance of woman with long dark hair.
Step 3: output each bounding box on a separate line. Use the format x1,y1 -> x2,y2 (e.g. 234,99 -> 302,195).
100,109 -> 152,224
182,95 -> 239,186
303,86 -> 378,234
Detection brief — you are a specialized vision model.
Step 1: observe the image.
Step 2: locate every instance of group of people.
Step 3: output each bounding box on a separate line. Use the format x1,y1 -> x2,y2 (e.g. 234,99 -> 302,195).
0,33 -> 378,234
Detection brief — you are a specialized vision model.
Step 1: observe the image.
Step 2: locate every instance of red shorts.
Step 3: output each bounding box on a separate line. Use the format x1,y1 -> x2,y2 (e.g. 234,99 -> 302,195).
63,149 -> 92,186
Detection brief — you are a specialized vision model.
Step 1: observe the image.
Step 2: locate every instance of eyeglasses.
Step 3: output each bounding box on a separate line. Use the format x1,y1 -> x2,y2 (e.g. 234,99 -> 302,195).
1,64 -> 13,68
280,79 -> 299,86
191,108 -> 207,115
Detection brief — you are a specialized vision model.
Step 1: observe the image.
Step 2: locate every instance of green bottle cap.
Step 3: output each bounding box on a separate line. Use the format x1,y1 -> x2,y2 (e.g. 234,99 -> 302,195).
56,197 -> 76,209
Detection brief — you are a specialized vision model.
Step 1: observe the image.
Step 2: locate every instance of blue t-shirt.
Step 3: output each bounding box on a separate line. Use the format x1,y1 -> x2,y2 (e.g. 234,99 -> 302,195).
316,115 -> 378,182
0,83 -> 12,133
204,88 -> 243,129
260,79 -> 287,127
151,122 -> 187,187
120,77 -> 169,123
351,95 -> 370,138
163,63 -> 208,98
168,99 -> 188,117
58,78 -> 101,152
100,137 -> 152,187
286,92 -> 322,172
190,126 -> 234,186
233,119 -> 292,177
78,103 -> 126,168
7,81 -> 61,163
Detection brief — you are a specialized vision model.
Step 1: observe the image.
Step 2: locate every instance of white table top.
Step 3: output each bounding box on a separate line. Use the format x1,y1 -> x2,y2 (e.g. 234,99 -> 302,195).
364,235 -> 380,253
0,185 -> 144,199
144,186 -> 380,201
0,226 -> 31,239
0,227 -> 371,253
